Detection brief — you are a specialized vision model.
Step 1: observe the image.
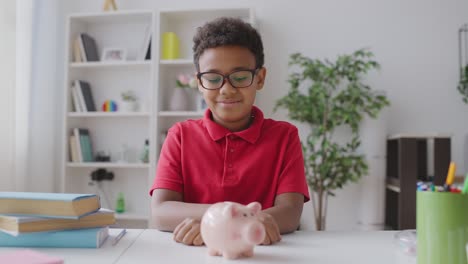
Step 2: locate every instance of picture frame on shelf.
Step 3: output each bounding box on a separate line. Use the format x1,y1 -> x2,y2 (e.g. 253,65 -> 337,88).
101,48 -> 127,61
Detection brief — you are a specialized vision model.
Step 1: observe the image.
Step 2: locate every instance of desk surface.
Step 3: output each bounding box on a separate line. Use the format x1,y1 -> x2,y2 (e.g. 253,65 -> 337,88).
0,229 -> 416,264
118,230 -> 415,264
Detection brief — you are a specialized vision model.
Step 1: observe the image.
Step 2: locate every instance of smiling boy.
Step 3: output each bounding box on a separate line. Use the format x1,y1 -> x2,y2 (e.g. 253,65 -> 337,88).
150,17 -> 309,246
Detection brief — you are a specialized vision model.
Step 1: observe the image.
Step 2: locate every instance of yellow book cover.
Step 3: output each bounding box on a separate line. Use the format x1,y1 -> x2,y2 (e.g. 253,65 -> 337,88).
0,209 -> 115,236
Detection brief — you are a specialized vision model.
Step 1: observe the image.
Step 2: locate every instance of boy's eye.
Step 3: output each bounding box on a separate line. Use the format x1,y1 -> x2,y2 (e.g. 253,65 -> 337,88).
208,78 -> 222,83
232,76 -> 248,82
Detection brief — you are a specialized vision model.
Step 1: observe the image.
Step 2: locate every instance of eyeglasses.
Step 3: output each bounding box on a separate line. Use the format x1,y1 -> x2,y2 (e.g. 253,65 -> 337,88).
197,69 -> 259,90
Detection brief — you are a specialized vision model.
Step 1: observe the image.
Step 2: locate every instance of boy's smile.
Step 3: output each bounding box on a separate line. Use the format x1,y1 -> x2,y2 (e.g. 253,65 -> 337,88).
197,45 -> 266,132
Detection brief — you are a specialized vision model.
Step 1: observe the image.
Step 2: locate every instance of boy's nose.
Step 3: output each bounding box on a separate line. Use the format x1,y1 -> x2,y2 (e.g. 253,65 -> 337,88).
219,80 -> 237,95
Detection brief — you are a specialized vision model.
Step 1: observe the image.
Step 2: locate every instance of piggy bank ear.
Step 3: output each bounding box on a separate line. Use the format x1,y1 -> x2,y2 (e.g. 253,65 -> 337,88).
246,202 -> 261,214
222,203 -> 238,218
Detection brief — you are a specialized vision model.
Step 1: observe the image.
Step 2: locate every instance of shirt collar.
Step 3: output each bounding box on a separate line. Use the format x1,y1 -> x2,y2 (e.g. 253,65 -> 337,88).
203,106 -> 264,144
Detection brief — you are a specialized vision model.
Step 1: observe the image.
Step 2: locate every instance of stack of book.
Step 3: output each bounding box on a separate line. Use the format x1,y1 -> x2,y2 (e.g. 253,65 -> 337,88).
0,192 -> 115,248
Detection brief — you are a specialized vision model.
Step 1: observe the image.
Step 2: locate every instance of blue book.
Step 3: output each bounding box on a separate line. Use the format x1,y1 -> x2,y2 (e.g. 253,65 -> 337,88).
0,227 -> 109,248
0,192 -> 100,219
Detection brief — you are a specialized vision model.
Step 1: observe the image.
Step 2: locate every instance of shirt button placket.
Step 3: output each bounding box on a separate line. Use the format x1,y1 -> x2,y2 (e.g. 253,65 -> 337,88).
225,135 -> 235,183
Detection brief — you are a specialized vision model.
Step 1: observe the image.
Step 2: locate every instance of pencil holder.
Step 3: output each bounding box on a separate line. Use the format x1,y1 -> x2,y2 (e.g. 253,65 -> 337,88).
417,191 -> 468,264
162,32 -> 180,60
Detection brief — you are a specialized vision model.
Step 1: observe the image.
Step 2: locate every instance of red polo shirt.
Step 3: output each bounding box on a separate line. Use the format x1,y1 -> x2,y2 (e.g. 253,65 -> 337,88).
149,106 -> 310,209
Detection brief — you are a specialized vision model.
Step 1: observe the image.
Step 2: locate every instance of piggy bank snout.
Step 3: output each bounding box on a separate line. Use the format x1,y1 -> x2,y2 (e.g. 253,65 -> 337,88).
245,221 -> 265,245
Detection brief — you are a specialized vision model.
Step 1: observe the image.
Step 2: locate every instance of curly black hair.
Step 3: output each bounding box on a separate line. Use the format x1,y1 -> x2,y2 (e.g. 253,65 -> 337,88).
192,17 -> 264,72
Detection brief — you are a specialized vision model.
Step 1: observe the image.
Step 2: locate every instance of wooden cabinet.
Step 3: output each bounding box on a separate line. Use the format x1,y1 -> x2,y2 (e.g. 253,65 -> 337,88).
385,134 -> 451,230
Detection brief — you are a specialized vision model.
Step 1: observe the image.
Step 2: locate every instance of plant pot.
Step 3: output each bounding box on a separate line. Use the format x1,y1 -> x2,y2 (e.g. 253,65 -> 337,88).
169,88 -> 189,111
119,100 -> 139,112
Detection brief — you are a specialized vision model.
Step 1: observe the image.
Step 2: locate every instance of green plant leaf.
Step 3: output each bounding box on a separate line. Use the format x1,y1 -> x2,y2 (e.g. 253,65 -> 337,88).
274,48 -> 390,195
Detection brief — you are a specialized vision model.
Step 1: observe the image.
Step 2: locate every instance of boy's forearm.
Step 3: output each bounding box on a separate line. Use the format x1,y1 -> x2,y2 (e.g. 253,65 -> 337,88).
264,193 -> 304,234
263,203 -> 303,234
151,201 -> 211,231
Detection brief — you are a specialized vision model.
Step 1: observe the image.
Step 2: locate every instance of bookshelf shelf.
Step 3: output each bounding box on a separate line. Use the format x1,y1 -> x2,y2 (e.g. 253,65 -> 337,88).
69,10 -> 152,24
159,59 -> 193,65
67,162 -> 150,169
70,61 -> 151,69
68,112 -> 150,118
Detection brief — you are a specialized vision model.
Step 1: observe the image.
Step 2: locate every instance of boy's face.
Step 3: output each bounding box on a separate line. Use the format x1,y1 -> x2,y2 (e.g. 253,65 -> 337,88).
197,45 -> 266,131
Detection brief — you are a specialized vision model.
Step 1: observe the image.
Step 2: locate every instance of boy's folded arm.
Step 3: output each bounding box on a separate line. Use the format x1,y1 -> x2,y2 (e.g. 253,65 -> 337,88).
262,192 -> 304,234
151,189 -> 210,232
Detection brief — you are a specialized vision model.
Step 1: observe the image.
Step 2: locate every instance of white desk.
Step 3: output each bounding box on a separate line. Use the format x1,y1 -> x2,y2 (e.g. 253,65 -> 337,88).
117,230 -> 416,264
0,229 -> 417,264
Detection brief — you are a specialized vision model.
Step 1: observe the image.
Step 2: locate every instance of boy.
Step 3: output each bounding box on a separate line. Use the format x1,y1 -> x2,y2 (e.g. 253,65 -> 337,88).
150,17 -> 309,246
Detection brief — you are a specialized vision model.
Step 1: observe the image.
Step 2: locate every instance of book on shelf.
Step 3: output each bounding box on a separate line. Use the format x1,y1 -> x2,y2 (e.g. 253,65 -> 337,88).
79,128 -> 94,162
0,227 -> 109,248
72,128 -> 83,162
74,80 -> 96,112
73,36 -> 82,63
0,192 -> 100,219
69,134 -> 80,162
138,24 -> 152,61
0,249 -> 64,264
79,33 -> 99,62
0,208 -> 115,236
70,84 -> 83,112
145,39 -> 151,60
71,128 -> 94,162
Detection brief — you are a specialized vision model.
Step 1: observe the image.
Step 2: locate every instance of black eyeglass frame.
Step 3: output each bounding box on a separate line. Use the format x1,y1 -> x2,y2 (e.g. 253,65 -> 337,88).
196,68 -> 260,90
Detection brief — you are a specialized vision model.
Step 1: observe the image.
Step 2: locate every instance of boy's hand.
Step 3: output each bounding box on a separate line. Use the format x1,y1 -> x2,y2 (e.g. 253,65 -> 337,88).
257,211 -> 281,245
173,218 -> 204,246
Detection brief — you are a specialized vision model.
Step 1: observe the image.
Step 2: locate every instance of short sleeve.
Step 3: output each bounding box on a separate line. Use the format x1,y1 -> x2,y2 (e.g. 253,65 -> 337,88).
149,124 -> 184,196
276,126 -> 310,202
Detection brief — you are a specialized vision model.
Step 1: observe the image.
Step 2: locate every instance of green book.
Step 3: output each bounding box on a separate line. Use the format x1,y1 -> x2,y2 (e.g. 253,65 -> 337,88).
0,227 -> 109,248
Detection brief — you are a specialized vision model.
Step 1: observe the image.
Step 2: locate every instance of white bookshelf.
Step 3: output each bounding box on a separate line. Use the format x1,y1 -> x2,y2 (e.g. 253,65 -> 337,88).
62,8 -> 254,228
62,10 -> 156,226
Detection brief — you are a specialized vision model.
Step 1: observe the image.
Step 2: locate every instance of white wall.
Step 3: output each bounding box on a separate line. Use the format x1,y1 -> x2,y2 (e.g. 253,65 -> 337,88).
26,1 -> 63,192
0,1 -> 16,191
56,0 -> 468,229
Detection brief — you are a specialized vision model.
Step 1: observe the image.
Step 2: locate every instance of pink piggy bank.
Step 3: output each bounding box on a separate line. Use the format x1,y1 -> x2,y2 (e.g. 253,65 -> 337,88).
201,201 -> 266,259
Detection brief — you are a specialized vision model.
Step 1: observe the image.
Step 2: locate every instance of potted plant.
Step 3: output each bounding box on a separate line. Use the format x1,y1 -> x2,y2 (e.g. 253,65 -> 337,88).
458,64 -> 468,103
120,90 -> 139,112
275,48 -> 390,230
169,73 -> 197,111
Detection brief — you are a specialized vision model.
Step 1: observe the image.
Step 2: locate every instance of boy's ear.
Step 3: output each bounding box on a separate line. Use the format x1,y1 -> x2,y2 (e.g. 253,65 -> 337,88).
255,67 -> 266,91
